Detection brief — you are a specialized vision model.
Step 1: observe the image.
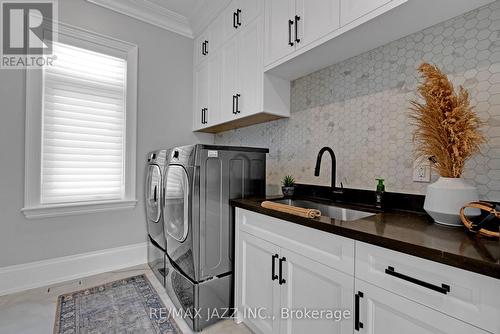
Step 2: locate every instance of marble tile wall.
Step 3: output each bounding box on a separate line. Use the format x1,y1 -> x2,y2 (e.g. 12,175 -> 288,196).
215,1 -> 500,199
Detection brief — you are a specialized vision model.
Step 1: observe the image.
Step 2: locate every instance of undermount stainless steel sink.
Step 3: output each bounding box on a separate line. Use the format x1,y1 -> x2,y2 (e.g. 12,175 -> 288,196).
272,199 -> 375,221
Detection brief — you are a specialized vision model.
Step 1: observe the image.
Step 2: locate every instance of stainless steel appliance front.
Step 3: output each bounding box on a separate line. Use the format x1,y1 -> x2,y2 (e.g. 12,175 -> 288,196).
162,144 -> 267,331
146,149 -> 169,286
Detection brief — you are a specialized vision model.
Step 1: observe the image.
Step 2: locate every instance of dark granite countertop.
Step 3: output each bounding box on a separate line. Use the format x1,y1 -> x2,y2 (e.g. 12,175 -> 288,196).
230,197 -> 500,279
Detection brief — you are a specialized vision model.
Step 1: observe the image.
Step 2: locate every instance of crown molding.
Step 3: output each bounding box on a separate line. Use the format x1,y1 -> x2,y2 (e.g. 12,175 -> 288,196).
86,0 -> 193,38
189,0 -> 231,37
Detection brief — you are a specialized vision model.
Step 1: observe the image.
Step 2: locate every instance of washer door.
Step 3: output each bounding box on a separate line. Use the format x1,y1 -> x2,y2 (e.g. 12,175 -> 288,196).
146,165 -> 162,223
164,165 -> 189,242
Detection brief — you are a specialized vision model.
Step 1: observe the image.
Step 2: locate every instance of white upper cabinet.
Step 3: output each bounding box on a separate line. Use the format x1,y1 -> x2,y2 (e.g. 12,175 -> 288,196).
220,35 -> 239,120
193,0 -> 290,133
264,0 -> 296,65
194,52 -> 222,130
194,31 -> 209,66
340,0 -> 394,26
265,0 -> 341,66
238,0 -> 263,31
223,0 -> 263,42
207,51 -> 223,126
193,61 -> 209,130
222,17 -> 268,120
236,19 -> 263,118
295,0 -> 340,50
221,1 -> 240,42
209,16 -> 225,52
194,17 -> 225,67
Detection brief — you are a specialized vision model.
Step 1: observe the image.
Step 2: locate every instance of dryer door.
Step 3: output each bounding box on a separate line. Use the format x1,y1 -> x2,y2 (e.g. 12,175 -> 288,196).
146,165 -> 162,223
164,165 -> 189,242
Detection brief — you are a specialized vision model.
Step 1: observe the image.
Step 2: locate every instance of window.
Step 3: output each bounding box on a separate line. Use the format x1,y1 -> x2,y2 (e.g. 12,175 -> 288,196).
23,22 -> 138,218
41,42 -> 127,204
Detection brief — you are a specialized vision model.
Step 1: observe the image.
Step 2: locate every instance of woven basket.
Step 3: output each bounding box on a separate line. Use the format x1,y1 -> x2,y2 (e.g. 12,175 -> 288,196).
460,201 -> 500,239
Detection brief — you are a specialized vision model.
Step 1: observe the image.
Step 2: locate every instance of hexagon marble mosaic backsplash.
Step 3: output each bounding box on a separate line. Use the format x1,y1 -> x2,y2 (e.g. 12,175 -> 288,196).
215,1 -> 500,200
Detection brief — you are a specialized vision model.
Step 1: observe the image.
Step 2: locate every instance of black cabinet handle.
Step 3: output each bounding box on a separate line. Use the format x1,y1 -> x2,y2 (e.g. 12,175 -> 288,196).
202,41 -> 208,55
233,11 -> 238,29
235,94 -> 241,114
278,257 -> 286,285
232,95 -> 236,114
236,9 -> 242,26
201,108 -> 208,124
271,254 -> 278,281
294,15 -> 300,43
385,266 -> 451,294
288,20 -> 294,46
354,291 -> 364,331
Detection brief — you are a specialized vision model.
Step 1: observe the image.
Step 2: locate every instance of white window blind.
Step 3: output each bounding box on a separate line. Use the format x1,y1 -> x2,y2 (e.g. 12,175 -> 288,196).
41,42 -> 127,204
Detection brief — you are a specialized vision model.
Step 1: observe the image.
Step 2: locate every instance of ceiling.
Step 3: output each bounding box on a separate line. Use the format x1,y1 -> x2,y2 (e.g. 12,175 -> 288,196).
86,0 -> 230,38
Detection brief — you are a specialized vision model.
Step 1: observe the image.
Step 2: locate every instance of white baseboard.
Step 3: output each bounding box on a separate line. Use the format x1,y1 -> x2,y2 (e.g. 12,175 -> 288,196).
0,242 -> 147,296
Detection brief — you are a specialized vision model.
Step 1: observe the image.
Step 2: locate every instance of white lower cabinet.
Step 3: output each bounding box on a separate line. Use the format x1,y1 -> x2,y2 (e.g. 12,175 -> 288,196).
237,231 -> 354,334
238,232 -> 281,334
354,279 -> 489,334
280,248 -> 354,334
235,209 -> 499,334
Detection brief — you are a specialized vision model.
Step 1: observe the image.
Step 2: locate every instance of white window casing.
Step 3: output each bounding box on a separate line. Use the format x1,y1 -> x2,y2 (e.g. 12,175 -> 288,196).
22,21 -> 138,219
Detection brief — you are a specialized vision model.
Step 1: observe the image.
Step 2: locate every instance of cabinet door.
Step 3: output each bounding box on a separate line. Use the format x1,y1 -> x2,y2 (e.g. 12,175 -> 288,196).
222,0 -> 240,42
239,232 -> 281,334
237,0 -> 263,30
280,248 -> 354,334
194,61 -> 209,129
194,31 -> 210,65
221,35 -> 239,121
194,35 -> 203,66
355,279 -> 489,334
295,0 -> 340,50
340,0 -> 393,27
208,15 -> 224,51
237,18 -> 263,118
264,0 -> 295,66
206,51 -> 222,126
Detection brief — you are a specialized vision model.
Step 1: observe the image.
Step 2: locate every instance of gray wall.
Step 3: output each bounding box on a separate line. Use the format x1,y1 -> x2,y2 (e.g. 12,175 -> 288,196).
216,1 -> 500,200
0,0 -> 212,267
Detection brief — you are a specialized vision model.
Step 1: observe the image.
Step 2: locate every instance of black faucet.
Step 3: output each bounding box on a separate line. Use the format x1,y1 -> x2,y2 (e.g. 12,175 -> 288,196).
314,147 -> 343,194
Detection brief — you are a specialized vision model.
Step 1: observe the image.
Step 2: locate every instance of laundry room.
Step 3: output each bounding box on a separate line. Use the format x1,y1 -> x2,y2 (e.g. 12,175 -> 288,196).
0,1 -> 499,333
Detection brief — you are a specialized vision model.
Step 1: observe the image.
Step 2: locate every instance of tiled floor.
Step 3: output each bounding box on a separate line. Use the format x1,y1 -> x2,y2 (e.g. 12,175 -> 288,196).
0,264 -> 252,334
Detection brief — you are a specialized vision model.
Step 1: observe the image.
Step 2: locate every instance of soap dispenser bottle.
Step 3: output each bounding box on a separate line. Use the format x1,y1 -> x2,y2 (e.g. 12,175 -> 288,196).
375,179 -> 385,209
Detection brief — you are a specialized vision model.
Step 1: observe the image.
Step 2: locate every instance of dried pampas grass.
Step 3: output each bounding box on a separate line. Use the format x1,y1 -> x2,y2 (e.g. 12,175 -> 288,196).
410,63 -> 486,178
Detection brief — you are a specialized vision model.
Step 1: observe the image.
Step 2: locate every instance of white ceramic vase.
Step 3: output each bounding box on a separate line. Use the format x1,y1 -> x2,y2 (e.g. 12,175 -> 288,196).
423,177 -> 480,227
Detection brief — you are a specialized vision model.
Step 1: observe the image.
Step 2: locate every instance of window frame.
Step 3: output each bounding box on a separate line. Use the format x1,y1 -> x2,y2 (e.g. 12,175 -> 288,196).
22,21 -> 138,219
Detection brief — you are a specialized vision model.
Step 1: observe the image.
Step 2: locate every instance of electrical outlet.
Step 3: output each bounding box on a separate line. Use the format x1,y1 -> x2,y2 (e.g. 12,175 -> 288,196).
413,159 -> 431,182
